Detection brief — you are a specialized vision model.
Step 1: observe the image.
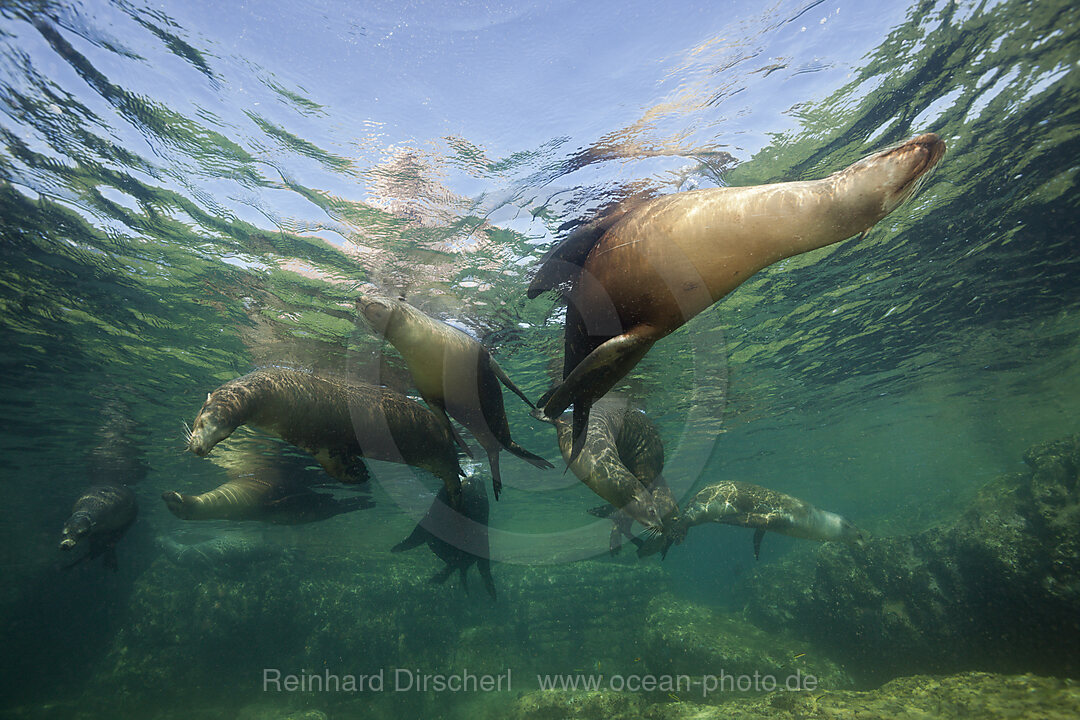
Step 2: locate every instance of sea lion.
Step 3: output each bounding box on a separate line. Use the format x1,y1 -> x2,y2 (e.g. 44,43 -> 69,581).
186,368 -> 464,502
664,480 -> 865,559
532,399 -> 667,534
356,293 -> 553,500
158,530 -> 282,575
392,475 -> 495,598
530,134 -> 946,460
59,483 -> 137,569
165,438 -> 372,523
162,477 -> 371,524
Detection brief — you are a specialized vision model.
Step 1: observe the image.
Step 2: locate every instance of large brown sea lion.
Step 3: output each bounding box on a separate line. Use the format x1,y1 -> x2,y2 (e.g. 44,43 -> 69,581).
356,293 -> 553,500
530,134 -> 946,460
186,368 -> 464,502
392,475 -> 495,598
532,398 -> 668,535
664,480 -> 865,559
59,483 -> 137,569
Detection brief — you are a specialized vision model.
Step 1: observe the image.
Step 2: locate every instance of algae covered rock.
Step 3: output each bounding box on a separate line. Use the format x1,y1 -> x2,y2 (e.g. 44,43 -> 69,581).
741,433 -> 1080,684
641,593 -> 851,693
507,672 -> 1080,720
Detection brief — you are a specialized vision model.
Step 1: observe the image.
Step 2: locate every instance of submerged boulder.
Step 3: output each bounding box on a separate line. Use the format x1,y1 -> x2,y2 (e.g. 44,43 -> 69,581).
741,433 -> 1080,684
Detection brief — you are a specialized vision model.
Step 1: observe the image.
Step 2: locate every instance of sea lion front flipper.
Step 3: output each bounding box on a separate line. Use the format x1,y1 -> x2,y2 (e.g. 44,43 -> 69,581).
392,523 -> 433,553
426,400 -> 474,459
542,329 -> 657,462
587,504 -> 617,519
609,523 -> 623,556
489,357 -> 536,409
527,219 -> 609,299
486,448 -> 504,501
459,566 -> 470,596
428,564 -> 455,585
478,558 -> 496,599
753,528 -> 766,560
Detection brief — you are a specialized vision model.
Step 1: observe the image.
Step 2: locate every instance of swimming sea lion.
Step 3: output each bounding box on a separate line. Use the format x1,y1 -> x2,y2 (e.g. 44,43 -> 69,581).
392,475 -> 495,598
665,480 -> 865,559
162,477 -> 371,524
356,293 -> 553,500
532,398 -> 666,534
59,483 -> 137,569
165,439 -> 372,523
158,530 -> 283,575
186,368 -> 464,502
530,134 -> 946,460
579,398 -> 680,554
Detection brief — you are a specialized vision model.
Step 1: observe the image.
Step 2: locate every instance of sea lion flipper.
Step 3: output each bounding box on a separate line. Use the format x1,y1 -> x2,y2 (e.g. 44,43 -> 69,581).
587,504 -> 617,519
426,401 -> 474,459
489,358 -> 536,409
505,441 -> 554,471
428,565 -> 455,585
486,449 -> 503,501
753,528 -> 765,560
542,329 -> 656,461
478,558 -> 496,599
392,524 -> 433,553
527,221 -> 609,299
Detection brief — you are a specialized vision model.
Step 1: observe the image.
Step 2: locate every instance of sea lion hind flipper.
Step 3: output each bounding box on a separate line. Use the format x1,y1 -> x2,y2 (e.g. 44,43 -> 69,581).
753,528 -> 766,560
489,358 -> 536,409
506,441 -> 554,471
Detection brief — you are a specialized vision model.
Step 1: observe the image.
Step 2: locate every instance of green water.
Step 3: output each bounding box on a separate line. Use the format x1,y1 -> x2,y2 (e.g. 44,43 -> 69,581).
1,0 -> 1078,717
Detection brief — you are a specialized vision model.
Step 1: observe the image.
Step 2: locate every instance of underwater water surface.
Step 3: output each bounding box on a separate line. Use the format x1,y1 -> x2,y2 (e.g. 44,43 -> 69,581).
1,0 -> 1078,718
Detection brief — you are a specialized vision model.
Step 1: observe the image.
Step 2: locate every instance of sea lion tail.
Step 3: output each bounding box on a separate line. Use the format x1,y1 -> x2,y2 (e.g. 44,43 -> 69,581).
506,442 -> 555,470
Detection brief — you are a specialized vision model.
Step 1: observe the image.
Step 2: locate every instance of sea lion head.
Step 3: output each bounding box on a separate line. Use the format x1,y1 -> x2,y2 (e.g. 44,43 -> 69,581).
832,132 -> 946,218
836,515 -> 867,549
355,292 -> 411,339
59,511 -> 93,550
161,491 -> 198,520
187,389 -> 243,457
622,489 -> 665,535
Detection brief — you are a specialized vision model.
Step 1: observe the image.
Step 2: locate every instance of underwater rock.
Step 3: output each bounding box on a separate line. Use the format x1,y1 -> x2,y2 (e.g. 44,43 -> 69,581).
95,548 -> 665,701
741,432 -> 1080,684
640,594 -> 851,692
507,671 -> 1080,719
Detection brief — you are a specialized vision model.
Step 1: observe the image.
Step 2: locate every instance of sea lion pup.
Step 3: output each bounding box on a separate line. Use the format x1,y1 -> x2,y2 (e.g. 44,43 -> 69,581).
59,483 -> 137,569
392,475 -> 495,598
532,399 -> 666,535
663,480 -> 865,559
186,368 -> 464,503
529,134 -> 946,461
356,293 -> 553,500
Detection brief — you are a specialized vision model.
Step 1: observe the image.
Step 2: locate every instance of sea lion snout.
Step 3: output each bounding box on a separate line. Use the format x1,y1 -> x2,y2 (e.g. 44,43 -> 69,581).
355,294 -> 395,334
